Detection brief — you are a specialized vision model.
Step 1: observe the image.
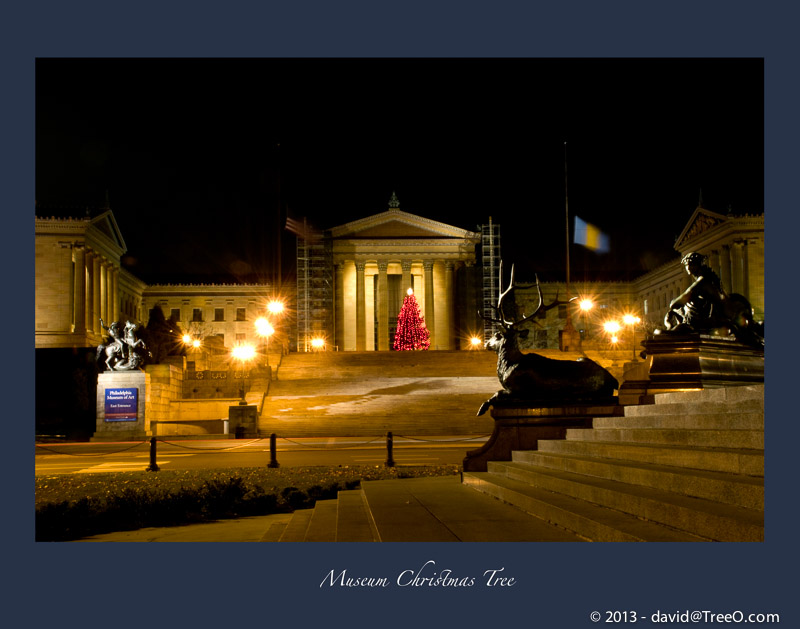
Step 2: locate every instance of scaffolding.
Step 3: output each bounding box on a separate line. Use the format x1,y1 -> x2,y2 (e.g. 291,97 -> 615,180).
480,217 -> 502,340
295,221 -> 333,352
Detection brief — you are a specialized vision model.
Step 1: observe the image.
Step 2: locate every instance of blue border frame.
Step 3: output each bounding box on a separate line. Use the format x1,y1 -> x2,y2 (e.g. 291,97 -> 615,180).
9,2 -> 797,626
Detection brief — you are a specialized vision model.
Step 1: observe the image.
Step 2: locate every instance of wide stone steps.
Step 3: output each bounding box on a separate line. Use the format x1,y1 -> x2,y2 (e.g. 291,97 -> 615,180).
510,450 -> 763,510
462,385 -> 764,542
268,476 -> 588,542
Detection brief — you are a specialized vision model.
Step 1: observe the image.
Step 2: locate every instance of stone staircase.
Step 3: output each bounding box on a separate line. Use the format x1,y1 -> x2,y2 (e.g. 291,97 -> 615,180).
463,385 -> 764,542
264,385 -> 764,542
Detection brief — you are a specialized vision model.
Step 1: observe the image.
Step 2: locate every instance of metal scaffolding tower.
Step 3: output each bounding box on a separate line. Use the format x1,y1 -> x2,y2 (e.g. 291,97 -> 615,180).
295,221 -> 333,352
480,217 -> 501,340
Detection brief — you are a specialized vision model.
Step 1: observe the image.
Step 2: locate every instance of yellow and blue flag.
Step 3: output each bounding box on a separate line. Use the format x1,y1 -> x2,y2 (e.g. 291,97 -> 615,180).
574,216 -> 610,253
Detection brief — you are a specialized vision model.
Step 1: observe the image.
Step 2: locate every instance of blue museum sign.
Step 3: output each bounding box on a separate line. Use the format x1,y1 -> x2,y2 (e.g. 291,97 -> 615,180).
105,388 -> 138,422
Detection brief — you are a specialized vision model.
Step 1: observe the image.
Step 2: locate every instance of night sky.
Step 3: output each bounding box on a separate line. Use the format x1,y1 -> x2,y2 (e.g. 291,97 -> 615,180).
35,58 -> 763,287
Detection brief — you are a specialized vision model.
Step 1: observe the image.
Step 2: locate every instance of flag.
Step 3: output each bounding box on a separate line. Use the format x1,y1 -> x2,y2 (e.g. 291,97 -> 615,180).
285,216 -> 314,240
574,216 -> 610,253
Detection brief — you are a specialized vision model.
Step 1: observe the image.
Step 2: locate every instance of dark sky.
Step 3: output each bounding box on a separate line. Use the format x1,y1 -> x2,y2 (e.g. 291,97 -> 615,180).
35,58 -> 763,286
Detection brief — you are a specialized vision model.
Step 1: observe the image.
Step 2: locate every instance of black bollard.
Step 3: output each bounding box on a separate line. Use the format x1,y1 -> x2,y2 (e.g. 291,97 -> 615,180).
146,437 -> 160,472
268,432 -> 280,468
385,431 -> 395,467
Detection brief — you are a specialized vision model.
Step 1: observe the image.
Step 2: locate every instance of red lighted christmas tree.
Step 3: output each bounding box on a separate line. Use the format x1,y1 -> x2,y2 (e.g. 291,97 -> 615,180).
392,289 -> 431,350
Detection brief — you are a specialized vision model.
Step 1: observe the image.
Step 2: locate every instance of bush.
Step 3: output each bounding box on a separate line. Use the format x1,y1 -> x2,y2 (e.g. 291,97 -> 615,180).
35,465 -> 459,541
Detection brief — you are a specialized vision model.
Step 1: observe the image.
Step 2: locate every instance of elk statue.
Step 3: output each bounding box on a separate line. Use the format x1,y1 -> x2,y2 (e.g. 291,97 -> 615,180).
477,263 -> 619,416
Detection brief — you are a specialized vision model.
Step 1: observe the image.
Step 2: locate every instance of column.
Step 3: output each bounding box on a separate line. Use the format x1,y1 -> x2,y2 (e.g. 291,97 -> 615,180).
85,250 -> 94,333
745,238 -> 764,318
72,245 -> 86,335
93,255 -> 102,333
111,266 -> 119,322
423,260 -> 436,349
377,261 -> 389,350
401,260 -> 412,293
719,245 -> 732,294
444,261 -> 455,350
731,241 -> 745,295
334,263 -> 345,351
356,261 -> 366,351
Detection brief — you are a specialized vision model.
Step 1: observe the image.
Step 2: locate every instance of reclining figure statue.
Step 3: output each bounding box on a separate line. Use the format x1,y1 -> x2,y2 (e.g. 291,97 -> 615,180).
655,252 -> 764,347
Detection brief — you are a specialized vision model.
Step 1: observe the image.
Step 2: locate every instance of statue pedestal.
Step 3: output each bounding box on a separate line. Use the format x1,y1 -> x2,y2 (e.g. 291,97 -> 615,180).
228,404 -> 258,438
642,333 -> 764,394
463,400 -> 621,472
93,371 -> 150,441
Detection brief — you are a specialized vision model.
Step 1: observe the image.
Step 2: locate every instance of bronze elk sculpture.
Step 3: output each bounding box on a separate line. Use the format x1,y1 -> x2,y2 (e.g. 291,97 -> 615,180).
477,263 -> 619,415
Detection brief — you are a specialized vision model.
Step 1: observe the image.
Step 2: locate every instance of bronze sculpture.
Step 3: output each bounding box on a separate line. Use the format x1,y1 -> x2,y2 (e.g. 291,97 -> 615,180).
477,263 -> 618,415
97,318 -> 149,371
656,252 -> 763,347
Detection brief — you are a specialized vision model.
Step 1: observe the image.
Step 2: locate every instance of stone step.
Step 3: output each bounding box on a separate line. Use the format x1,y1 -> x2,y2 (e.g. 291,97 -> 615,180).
538,439 -> 764,476
623,398 -> 763,418
509,451 -> 763,509
565,427 -> 764,449
303,500 -> 338,542
360,476 -> 586,542
277,509 -> 314,542
593,410 -> 764,430
462,472 -> 707,542
336,490 -> 379,542
651,385 -> 764,406
483,463 -> 763,541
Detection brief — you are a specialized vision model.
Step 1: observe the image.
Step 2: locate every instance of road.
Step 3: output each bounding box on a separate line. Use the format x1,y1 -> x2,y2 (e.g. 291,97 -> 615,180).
34,435 -> 489,476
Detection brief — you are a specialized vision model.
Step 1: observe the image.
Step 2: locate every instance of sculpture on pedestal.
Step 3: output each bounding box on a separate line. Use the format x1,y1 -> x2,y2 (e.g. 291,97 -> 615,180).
655,252 -> 764,347
477,263 -> 618,415
97,318 -> 149,371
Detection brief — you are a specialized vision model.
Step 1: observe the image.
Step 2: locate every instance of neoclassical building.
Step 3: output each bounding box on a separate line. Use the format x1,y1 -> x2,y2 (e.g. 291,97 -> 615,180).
35,200 -> 764,357
326,207 -> 481,351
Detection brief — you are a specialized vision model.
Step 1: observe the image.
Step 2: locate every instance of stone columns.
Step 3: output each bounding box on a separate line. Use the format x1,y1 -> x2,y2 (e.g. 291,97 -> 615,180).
745,238 -> 764,317
356,261 -> 366,351
401,260 -> 413,293
111,266 -> 119,322
377,262 -> 389,350
93,255 -> 102,333
334,263 -> 345,350
72,244 -> 86,335
719,245 -> 732,294
85,249 -> 94,334
731,241 -> 745,295
444,261 -> 455,350
423,260 -> 435,349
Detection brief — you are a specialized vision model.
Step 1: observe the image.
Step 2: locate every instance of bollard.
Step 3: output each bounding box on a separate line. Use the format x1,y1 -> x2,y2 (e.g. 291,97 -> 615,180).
385,431 -> 395,467
268,432 -> 280,468
146,437 -> 160,472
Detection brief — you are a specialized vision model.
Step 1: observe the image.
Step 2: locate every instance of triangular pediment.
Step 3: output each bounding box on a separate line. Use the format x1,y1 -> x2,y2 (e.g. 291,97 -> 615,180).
674,206 -> 729,251
330,209 -> 476,239
88,209 -> 127,252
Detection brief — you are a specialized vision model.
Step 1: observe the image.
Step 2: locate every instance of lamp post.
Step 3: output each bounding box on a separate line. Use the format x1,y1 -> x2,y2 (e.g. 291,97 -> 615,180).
578,298 -> 594,343
255,317 -> 275,368
603,320 -> 621,347
623,313 -> 641,361
231,344 -> 255,405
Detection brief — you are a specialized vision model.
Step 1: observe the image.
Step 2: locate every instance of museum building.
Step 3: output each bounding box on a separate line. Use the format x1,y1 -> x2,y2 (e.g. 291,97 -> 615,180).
35,199 -> 764,356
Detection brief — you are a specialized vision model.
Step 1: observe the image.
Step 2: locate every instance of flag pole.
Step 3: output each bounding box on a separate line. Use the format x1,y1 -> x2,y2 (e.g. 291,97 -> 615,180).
564,141 -> 571,299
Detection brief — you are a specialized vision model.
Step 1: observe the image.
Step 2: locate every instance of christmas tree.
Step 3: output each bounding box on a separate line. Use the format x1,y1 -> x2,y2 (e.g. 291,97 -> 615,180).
393,289 -> 431,350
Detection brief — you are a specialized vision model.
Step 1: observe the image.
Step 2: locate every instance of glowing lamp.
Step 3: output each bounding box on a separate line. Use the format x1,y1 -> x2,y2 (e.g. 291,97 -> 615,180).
182,334 -> 192,344
407,288 -> 414,296
192,339 -> 201,348
603,321 -> 621,334
255,317 -> 275,337
470,336 -> 482,348
232,345 -> 256,361
310,337 -> 325,349
579,299 -> 594,312
267,300 -> 284,315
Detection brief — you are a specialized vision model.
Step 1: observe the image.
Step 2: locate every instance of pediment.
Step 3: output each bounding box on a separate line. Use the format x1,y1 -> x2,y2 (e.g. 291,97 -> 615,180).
674,206 -> 729,251
88,209 -> 127,252
330,209 -> 476,240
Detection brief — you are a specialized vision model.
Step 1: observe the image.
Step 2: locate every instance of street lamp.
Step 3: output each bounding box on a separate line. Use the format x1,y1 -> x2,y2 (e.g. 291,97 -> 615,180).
267,300 -> 284,315
469,336 -> 483,349
623,313 -> 641,361
231,344 -> 255,405
578,298 -> 594,342
603,320 -> 621,347
255,317 -> 275,368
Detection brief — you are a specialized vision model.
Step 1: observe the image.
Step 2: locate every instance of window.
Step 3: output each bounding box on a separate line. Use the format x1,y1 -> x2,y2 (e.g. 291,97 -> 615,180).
170,308 -> 181,321
192,308 -> 203,322
235,333 -> 246,342
236,307 -> 246,321
214,308 -> 225,322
